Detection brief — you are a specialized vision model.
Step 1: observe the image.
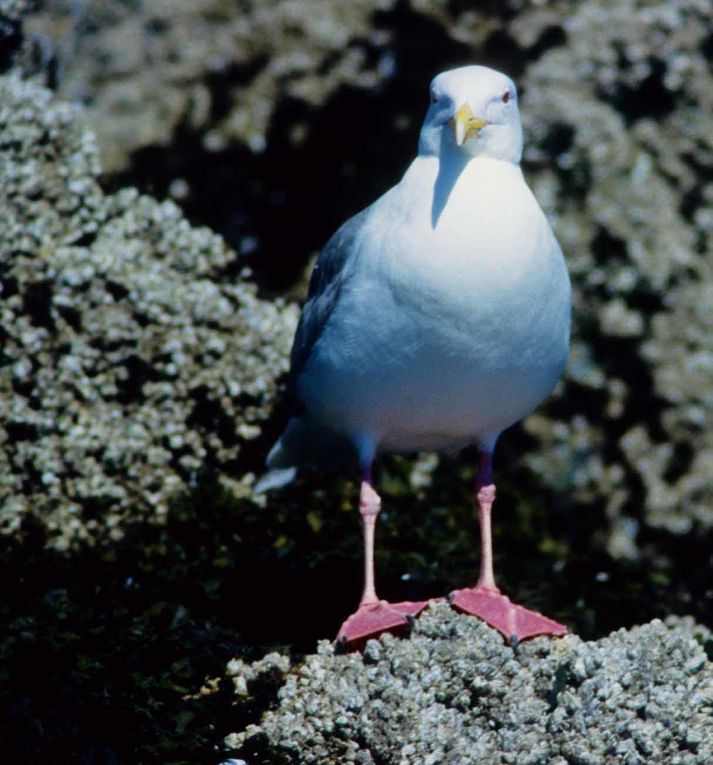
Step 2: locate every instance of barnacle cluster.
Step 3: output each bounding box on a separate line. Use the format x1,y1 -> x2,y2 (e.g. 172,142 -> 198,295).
231,606 -> 713,765
0,74 -> 297,548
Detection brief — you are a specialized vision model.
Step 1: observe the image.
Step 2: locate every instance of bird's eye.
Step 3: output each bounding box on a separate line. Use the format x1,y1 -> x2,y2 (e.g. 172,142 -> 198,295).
431,91 -> 438,104
502,90 -> 510,104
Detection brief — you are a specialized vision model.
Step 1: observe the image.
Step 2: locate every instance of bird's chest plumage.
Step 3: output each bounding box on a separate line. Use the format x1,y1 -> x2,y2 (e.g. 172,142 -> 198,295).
373,158 -> 565,367
299,157 -> 570,449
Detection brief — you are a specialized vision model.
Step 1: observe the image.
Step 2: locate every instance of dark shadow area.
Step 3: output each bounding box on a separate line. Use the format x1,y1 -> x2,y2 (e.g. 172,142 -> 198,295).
0,481 -> 353,765
604,55 -> 678,124
0,27 -> 22,72
0,14 -> 23,73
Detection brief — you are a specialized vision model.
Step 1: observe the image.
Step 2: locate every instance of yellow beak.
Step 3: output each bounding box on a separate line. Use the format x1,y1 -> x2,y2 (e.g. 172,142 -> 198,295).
450,104 -> 488,146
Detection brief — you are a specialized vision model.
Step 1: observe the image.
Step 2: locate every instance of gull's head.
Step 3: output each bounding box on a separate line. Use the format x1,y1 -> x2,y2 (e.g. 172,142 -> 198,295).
419,65 -> 523,164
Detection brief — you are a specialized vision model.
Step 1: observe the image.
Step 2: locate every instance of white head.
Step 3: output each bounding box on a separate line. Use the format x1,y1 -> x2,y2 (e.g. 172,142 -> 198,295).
418,65 -> 523,164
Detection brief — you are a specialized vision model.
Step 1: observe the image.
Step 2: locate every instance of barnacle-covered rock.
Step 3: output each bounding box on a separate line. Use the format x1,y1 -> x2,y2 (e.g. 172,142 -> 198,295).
0,74 -> 298,548
229,605 -> 713,765
519,0 -> 713,545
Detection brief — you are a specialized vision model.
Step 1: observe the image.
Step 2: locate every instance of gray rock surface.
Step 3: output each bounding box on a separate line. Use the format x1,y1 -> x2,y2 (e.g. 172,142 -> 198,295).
518,0 -> 713,550
23,0 -> 393,171
0,74 -> 297,548
230,604 -> 713,765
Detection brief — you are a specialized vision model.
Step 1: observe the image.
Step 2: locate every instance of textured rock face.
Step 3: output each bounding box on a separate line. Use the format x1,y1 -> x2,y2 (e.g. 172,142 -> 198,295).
230,605 -> 713,765
23,0 -> 392,171
0,74 -> 297,548
518,0 -> 713,548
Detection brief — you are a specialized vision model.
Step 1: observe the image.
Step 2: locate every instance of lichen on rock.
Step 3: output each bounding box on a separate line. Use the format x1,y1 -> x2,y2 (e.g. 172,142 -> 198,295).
0,74 -> 298,548
230,604 -> 713,765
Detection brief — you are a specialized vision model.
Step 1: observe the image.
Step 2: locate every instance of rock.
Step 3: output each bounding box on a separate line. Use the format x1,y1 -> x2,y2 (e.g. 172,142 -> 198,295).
230,604 -> 713,765
0,0 -> 32,65
518,0 -> 713,545
0,73 -> 298,548
22,0 -> 396,172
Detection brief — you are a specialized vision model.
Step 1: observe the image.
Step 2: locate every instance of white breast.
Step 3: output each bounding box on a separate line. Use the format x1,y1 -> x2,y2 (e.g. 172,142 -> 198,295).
298,155 -> 571,453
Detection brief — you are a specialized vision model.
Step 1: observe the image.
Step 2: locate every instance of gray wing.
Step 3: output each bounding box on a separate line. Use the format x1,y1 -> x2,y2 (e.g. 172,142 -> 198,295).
288,207 -> 369,402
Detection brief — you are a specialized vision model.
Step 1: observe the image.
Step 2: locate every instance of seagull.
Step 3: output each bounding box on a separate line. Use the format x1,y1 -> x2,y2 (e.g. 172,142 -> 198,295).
262,65 -> 571,647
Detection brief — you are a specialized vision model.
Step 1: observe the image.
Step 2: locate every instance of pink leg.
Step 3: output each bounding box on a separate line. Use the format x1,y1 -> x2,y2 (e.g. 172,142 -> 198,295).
336,474 -> 429,649
449,451 -> 568,644
358,480 -> 381,606
475,481 -> 498,593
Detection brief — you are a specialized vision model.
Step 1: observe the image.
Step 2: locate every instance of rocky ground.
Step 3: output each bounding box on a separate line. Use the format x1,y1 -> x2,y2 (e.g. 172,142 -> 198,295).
0,0 -> 711,763
230,605 -> 713,765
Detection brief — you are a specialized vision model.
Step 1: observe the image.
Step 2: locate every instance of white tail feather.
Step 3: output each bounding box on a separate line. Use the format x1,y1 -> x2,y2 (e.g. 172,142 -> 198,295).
253,466 -> 297,494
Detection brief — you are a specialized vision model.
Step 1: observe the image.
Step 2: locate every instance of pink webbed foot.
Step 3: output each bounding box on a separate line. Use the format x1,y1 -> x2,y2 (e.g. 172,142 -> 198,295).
336,599 -> 430,650
449,586 -> 568,644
